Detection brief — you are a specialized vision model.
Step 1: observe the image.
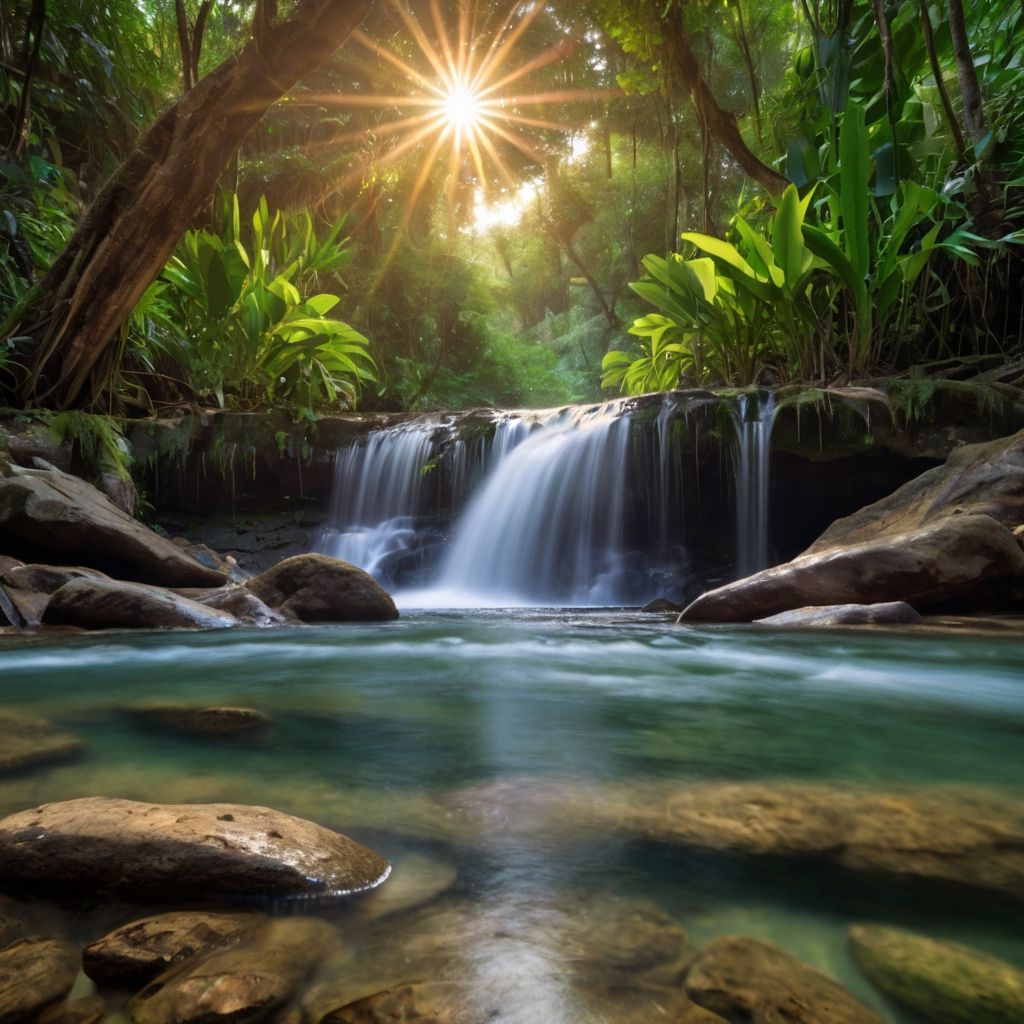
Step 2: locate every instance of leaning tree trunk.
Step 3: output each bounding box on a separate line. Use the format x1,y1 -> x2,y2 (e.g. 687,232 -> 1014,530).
945,0 -> 985,147
5,0 -> 372,410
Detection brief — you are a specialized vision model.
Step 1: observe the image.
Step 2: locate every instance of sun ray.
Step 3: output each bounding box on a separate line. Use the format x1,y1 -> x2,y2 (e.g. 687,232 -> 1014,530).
489,110 -> 574,132
477,40 -> 575,99
471,1 -> 548,94
350,27 -> 443,97
476,113 -> 547,163
428,0 -> 459,79
386,0 -> 453,89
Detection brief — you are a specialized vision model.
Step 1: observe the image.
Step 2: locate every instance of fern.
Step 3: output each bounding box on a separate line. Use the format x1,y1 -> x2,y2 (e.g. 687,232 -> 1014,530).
46,411 -> 131,480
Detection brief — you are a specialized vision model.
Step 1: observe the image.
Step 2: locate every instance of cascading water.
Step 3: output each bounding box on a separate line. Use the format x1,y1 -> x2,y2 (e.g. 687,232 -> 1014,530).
733,390 -> 775,578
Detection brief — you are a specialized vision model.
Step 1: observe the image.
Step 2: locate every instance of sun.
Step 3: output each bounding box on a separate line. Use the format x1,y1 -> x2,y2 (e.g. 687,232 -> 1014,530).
442,79 -> 483,136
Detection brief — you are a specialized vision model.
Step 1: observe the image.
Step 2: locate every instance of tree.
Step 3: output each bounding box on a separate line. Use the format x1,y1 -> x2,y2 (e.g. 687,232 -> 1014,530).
3,0 -> 372,410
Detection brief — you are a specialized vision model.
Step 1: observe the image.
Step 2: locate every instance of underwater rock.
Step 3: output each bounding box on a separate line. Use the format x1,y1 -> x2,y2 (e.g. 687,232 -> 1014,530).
83,910 -> 265,988
245,553 -> 399,623
35,997 -> 106,1024
848,924 -> 1024,1024
317,982 -> 493,1024
0,461 -> 226,586
680,514 -> 1024,622
0,937 -> 79,1024
685,935 -> 883,1024
0,711 -> 84,776
0,797 -> 391,902
355,853 -> 457,921
128,704 -> 272,739
756,601 -> 923,627
43,577 -> 237,630
129,917 -> 338,1024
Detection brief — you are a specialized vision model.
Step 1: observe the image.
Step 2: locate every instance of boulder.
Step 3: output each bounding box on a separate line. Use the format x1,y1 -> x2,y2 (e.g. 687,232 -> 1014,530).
848,924 -> 1024,1024
245,554 -> 398,623
0,797 -> 391,902
640,597 -> 684,613
35,997 -> 106,1024
83,910 -> 264,989
0,564 -> 111,627
756,601 -> 923,627
128,704 -> 271,739
680,514 -> 1024,622
0,461 -> 225,586
43,577 -> 237,631
175,585 -> 285,626
0,938 -> 79,1024
685,935 -> 883,1024
128,917 -> 339,1024
0,711 -> 84,775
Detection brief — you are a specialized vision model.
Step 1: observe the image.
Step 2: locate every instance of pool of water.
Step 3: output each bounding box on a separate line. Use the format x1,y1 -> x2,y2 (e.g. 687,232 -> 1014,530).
1,611 -> 1022,1020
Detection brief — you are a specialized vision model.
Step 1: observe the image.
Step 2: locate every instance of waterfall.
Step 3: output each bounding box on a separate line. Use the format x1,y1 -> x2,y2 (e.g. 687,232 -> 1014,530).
733,391 -> 774,578
433,404 -> 633,606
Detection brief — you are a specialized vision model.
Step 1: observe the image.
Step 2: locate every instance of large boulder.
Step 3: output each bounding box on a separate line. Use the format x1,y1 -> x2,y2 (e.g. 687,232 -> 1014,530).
43,577 -> 237,630
0,564 -> 111,627
245,554 -> 398,623
685,936 -> 883,1024
848,925 -> 1024,1024
0,711 -> 84,775
83,910 -> 264,989
0,938 -> 79,1024
680,514 -> 1024,622
0,461 -> 225,587
0,797 -> 390,903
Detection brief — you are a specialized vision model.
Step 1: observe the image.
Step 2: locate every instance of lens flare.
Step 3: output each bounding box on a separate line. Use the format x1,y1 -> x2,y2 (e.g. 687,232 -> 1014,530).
443,79 -> 482,135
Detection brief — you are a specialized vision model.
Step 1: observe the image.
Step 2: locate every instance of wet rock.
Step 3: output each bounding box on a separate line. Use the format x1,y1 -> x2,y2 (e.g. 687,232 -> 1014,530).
175,585 -> 285,626
35,997 -> 106,1024
168,539 -> 245,582
680,514 -> 1024,622
355,853 -> 456,921
0,711 -> 85,775
756,601 -> 924,627
685,935 -> 883,1024
100,471 -> 136,516
848,924 -> 1024,1024
0,564 -> 111,627
640,597 -> 684,613
129,917 -> 338,1024
128,704 -> 272,739
0,797 -> 391,902
43,578 -> 237,631
0,937 -> 79,1024
0,461 -> 226,587
246,554 -> 398,623
83,910 -> 264,988
318,982 -> 491,1024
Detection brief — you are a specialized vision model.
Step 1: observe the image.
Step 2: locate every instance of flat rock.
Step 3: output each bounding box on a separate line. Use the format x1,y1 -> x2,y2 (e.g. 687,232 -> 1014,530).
680,514 -> 1024,622
0,461 -> 225,587
757,602 -> 924,627
0,797 -> 391,902
128,704 -> 271,739
43,577 -> 237,631
84,910 -> 264,989
129,917 -> 338,1024
848,924 -> 1024,1024
245,554 -> 398,623
0,711 -> 84,776
685,935 -> 883,1024
0,937 -> 79,1024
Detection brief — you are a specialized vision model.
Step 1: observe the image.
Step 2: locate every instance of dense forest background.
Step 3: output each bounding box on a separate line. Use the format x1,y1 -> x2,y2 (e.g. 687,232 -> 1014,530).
1,0 -> 1022,419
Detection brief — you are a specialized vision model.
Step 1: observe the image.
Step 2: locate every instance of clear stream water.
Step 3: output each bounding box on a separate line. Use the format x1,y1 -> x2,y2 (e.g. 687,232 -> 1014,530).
1,611 -> 1022,1019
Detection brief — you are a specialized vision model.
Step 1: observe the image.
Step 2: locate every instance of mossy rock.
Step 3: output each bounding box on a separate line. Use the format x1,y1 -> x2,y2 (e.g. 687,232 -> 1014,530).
848,924 -> 1024,1024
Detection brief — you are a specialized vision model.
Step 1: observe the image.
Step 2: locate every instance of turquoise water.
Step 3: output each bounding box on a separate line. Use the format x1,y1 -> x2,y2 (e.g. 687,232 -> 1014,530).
1,612 -> 1022,1019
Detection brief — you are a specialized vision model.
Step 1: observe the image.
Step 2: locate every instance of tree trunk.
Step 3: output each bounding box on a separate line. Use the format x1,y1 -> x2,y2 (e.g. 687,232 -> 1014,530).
665,6 -> 787,196
945,0 -> 985,146
5,0 -> 372,409
920,0 -> 966,161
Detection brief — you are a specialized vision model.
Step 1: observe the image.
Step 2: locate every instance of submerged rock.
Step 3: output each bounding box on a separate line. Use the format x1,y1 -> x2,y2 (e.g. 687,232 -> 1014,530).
0,710 -> 84,775
685,935 -> 883,1024
680,514 -> 1024,622
0,937 -> 79,1024
43,577 -> 237,631
355,853 -> 457,921
83,910 -> 265,988
756,602 -> 924,627
35,997 -> 106,1024
245,553 -> 399,623
0,461 -> 225,587
128,704 -> 271,739
848,924 -> 1024,1024
129,917 -> 338,1024
0,797 -> 391,902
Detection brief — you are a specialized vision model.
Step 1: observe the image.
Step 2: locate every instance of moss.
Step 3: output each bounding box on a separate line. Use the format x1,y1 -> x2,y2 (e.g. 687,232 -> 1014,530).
45,411 -> 131,480
886,378 -> 1007,428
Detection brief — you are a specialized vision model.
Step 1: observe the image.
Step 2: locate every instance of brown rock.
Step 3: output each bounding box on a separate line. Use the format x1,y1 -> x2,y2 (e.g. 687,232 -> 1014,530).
0,710 -> 84,776
756,601 -> 923,627
129,918 -> 338,1024
83,910 -> 264,988
43,577 -> 237,630
0,937 -> 79,1024
128,704 -> 271,739
680,514 -> 1024,622
176,585 -> 285,626
34,997 -> 106,1024
0,797 -> 391,902
0,461 -> 225,586
0,565 -> 111,627
685,935 -> 883,1024
319,982 -> 491,1024
246,554 -> 398,623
